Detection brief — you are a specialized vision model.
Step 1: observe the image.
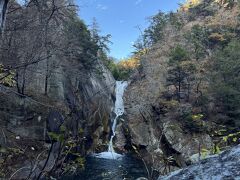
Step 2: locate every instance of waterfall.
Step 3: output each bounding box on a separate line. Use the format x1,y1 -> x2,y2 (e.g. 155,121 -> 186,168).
108,81 -> 128,152
95,81 -> 128,159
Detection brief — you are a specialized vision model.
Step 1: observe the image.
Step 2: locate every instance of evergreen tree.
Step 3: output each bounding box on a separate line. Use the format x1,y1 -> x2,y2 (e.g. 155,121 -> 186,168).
90,18 -> 112,53
167,45 -> 195,102
211,40 -> 240,127
185,25 -> 209,60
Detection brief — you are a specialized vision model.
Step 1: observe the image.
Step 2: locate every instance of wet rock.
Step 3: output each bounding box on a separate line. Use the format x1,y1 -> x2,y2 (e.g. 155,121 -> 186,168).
159,145 -> 240,180
115,121 -> 127,151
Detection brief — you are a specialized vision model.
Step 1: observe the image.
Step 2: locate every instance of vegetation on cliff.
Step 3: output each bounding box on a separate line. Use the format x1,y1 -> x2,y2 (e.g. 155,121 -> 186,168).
134,0 -> 240,136
0,0 -> 114,179
103,53 -> 141,80
123,0 -> 240,178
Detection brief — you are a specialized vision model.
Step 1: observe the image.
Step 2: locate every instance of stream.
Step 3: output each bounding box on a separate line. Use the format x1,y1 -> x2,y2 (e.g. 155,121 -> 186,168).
63,81 -> 148,180
64,155 -> 147,180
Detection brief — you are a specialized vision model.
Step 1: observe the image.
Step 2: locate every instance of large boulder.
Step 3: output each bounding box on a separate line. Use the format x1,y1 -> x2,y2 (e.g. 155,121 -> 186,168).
159,145 -> 240,180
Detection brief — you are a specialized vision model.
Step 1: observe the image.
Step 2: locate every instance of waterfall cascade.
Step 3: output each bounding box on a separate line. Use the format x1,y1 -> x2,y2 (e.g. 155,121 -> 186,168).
95,81 -> 128,159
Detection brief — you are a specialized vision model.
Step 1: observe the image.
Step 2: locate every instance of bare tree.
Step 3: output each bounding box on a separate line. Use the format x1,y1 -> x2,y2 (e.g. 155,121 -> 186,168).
0,0 -> 76,95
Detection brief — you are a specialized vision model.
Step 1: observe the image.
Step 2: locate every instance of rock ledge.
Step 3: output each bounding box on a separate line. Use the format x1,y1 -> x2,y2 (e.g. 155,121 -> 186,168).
159,145 -> 240,180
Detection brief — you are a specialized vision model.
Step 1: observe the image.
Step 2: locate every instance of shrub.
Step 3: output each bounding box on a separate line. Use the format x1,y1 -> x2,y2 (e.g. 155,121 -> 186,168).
181,111 -> 207,133
0,64 -> 15,87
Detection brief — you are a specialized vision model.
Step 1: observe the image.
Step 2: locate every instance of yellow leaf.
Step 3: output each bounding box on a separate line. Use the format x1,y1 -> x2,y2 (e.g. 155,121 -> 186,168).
233,137 -> 237,142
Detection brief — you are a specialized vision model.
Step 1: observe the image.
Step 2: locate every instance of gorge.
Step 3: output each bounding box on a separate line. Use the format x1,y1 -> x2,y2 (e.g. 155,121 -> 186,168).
0,0 -> 240,179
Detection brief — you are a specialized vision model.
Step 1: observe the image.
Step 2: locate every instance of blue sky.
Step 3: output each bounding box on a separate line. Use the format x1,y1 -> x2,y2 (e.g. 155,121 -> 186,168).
76,0 -> 182,59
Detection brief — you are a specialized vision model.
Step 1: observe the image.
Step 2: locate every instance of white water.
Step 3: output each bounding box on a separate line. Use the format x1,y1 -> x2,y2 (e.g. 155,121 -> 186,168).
95,81 -> 128,160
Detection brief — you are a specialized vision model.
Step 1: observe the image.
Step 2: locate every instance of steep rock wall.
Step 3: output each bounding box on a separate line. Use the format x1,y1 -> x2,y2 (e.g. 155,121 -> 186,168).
0,55 -> 115,152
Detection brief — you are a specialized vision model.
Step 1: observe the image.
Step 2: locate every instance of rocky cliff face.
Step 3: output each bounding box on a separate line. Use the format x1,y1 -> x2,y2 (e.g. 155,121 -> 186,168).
0,51 -> 115,178
0,1 -> 116,178
0,56 -> 115,147
0,0 -> 115,153
115,0 -> 240,175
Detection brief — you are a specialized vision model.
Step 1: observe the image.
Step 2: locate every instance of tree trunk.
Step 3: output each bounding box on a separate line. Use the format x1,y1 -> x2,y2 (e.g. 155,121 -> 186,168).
44,23 -> 50,96
44,59 -> 49,95
178,69 -> 181,102
16,69 -> 21,93
0,0 -> 9,35
21,66 -> 27,95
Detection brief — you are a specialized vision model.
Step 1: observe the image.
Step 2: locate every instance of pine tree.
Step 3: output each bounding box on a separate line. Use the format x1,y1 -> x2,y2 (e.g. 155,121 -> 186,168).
167,45 -> 195,101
